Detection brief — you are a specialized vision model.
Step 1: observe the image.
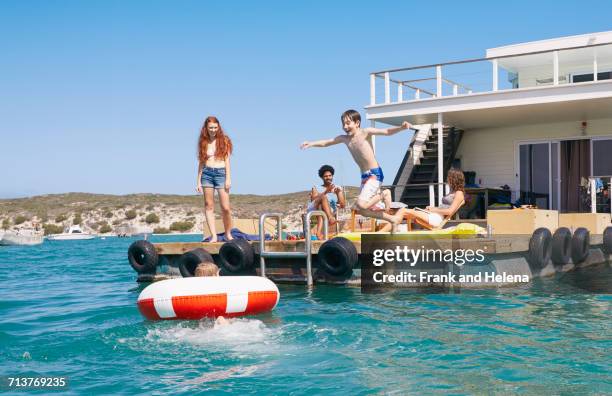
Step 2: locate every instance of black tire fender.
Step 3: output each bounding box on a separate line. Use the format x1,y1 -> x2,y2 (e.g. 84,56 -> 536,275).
571,227 -> 590,264
178,248 -> 214,277
218,239 -> 255,273
603,226 -> 612,255
128,240 -> 159,273
528,228 -> 552,270
317,237 -> 357,278
551,227 -> 572,267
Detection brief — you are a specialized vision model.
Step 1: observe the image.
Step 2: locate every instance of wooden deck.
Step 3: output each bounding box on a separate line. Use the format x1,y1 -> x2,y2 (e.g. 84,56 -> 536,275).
136,234 -> 608,286
154,240 -> 329,255
152,233 -> 604,257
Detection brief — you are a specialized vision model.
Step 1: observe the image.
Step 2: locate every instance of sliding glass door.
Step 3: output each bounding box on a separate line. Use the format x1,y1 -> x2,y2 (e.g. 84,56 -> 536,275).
551,142 -> 559,210
518,142 -> 559,210
592,138 -> 612,177
518,138 -> 600,212
591,138 -> 612,214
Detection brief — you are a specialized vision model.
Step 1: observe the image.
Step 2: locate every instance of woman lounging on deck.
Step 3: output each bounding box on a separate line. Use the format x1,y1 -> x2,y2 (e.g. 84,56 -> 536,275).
403,168 -> 465,231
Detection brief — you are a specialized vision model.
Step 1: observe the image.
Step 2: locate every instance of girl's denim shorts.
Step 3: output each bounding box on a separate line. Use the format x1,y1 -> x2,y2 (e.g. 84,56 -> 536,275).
201,167 -> 226,189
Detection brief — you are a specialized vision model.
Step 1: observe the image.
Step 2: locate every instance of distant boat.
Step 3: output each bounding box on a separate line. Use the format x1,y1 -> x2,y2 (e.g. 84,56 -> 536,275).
0,228 -> 44,246
47,225 -> 96,241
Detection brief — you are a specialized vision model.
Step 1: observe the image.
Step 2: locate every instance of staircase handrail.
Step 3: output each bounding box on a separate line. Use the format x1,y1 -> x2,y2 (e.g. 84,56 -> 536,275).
384,182 -> 450,208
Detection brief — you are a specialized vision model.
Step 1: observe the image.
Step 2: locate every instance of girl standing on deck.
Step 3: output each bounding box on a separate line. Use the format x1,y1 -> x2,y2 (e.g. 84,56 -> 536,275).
197,116 -> 234,242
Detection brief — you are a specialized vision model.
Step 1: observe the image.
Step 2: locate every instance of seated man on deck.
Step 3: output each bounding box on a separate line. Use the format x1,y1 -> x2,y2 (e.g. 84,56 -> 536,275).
307,165 -> 346,238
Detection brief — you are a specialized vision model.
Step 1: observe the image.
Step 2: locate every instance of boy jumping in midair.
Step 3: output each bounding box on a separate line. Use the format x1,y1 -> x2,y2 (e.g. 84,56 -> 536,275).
301,109 -> 413,230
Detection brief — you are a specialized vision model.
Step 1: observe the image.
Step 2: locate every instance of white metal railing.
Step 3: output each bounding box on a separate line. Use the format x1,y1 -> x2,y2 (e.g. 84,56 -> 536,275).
259,211 -> 328,287
388,182 -> 450,207
369,42 -> 612,106
588,176 -> 612,216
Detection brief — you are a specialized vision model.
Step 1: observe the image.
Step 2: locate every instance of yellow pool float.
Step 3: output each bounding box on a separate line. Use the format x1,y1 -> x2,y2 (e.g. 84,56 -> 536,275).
337,223 -> 487,242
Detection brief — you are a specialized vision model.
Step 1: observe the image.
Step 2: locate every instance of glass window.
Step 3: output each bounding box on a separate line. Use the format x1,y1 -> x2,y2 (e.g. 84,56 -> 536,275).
520,143 -> 550,209
593,139 -> 612,177
572,71 -> 612,83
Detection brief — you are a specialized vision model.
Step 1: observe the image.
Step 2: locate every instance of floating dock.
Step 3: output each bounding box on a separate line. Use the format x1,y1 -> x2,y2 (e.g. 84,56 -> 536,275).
128,212 -> 612,288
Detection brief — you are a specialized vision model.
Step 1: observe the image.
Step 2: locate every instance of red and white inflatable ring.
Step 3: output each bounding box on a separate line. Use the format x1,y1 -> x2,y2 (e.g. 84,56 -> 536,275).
137,276 -> 280,320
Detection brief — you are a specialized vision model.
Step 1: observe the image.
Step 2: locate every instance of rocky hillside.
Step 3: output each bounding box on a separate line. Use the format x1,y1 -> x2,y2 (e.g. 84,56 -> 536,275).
0,189 -> 359,235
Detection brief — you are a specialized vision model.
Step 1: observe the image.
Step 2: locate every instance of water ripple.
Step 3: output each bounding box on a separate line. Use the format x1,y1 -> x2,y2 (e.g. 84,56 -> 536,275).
0,237 -> 610,394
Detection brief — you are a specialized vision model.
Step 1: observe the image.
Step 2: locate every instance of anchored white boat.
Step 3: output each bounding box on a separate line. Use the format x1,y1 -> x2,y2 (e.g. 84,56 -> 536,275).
47,225 -> 96,241
0,229 -> 44,246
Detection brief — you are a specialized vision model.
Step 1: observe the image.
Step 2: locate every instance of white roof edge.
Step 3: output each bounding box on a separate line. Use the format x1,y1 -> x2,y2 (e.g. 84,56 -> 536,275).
486,31 -> 612,58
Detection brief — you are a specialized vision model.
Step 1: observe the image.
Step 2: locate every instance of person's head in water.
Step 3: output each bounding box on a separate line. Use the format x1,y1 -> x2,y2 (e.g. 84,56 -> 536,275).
195,262 -> 220,277
446,168 -> 465,193
318,165 -> 335,186
341,109 -> 361,133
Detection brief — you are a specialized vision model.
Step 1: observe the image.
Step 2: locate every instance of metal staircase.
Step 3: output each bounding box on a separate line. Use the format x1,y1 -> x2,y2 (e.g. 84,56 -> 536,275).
392,125 -> 464,208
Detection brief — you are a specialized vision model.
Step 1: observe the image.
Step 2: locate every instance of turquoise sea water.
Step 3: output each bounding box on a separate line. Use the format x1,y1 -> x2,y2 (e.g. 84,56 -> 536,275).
1,236 -> 611,395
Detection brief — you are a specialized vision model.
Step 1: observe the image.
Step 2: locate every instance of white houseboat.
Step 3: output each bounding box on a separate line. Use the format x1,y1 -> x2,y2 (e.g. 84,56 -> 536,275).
366,30 -> 612,226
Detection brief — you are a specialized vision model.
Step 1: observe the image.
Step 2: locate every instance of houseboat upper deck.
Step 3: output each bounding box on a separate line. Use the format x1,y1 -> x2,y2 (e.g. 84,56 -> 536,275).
366,30 -> 612,128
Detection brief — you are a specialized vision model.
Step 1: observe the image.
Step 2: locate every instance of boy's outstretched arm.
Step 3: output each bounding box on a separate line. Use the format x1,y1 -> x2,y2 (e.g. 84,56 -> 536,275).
300,135 -> 345,149
364,121 -> 413,136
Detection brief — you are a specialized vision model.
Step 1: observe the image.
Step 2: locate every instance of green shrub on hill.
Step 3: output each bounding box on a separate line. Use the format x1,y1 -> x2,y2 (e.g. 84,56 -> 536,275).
99,223 -> 112,234
104,211 -> 113,218
145,213 -> 160,224
169,221 -> 194,232
14,215 -> 28,225
153,227 -> 170,234
2,218 -> 10,229
73,213 -> 82,225
125,209 -> 137,220
43,224 -> 64,235
55,214 -> 67,223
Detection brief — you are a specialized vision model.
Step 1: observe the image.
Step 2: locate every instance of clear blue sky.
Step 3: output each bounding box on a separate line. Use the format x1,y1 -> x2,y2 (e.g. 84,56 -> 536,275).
1,1 -> 610,197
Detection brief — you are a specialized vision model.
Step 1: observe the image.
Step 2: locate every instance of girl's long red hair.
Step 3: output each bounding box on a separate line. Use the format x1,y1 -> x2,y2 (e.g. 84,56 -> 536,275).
198,116 -> 233,164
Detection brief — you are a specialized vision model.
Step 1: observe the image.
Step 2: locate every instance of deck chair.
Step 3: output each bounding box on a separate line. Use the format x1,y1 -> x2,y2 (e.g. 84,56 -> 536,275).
406,200 -> 465,231
349,209 -> 377,232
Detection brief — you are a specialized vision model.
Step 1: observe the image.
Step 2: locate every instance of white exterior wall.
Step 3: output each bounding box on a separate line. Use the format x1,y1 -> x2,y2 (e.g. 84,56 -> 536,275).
455,118 -> 612,192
